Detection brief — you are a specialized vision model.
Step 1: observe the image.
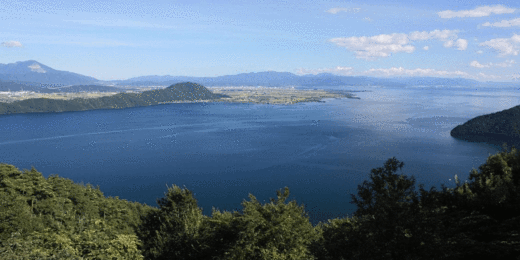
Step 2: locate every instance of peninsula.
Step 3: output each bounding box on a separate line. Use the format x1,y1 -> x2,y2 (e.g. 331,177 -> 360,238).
450,104 -> 520,148
0,82 -> 356,115
0,82 -> 225,115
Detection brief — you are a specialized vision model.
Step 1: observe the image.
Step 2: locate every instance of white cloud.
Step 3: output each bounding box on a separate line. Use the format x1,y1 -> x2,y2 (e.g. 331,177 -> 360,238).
363,17 -> 372,21
482,17 -> 520,27
438,5 -> 515,19
296,66 -> 354,75
326,7 -> 360,14
480,34 -> 520,56
470,60 -> 488,68
329,33 -> 414,60
408,29 -> 459,41
443,40 -> 454,48
28,63 -> 46,73
330,29 -> 466,60
423,46 -> 429,50
477,50 -> 483,54
478,72 -> 502,80
494,59 -> 515,67
455,39 -> 468,50
1,41 -> 23,48
470,59 -> 515,68
364,67 -> 469,77
442,39 -> 467,50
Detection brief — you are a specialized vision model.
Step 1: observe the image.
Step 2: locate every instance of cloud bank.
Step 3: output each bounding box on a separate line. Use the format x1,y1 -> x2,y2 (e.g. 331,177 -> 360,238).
480,34 -> 520,56
438,5 -> 515,19
297,66 -> 471,78
470,60 -> 515,68
482,17 -> 520,27
329,29 -> 466,60
1,41 -> 23,48
443,39 -> 468,50
296,66 -> 353,75
326,7 -> 360,14
365,67 -> 469,77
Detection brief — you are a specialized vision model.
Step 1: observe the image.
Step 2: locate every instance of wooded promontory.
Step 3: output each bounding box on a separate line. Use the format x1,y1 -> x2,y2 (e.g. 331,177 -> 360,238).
0,82 -> 226,115
451,105 -> 520,148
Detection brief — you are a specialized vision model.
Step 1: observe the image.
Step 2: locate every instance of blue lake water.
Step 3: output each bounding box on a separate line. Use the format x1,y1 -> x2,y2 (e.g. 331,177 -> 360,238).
1,84 -> 519,224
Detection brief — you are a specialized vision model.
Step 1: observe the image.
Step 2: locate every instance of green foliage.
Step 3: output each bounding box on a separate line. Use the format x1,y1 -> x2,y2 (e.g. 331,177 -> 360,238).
338,158 -> 443,259
139,184 -> 206,260
311,216 -> 363,260
432,146 -> 520,221
350,157 -> 419,217
222,187 -> 320,260
0,164 -> 151,259
2,146 -> 520,260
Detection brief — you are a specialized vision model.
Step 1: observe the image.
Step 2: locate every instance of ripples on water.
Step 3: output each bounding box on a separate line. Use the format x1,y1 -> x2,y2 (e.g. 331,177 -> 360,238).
0,85 -> 517,224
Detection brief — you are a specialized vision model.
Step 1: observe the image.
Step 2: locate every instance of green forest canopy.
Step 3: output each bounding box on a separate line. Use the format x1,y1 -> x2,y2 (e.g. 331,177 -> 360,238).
1,145 -> 520,259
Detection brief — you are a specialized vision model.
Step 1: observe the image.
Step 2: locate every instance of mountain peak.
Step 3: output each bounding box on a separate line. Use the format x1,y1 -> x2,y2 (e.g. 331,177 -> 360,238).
0,60 -> 98,85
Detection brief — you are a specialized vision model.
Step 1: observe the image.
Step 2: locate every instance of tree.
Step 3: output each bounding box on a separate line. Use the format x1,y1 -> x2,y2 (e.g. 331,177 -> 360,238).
347,157 -> 442,259
0,164 -> 148,259
224,187 -> 320,260
139,184 -> 205,260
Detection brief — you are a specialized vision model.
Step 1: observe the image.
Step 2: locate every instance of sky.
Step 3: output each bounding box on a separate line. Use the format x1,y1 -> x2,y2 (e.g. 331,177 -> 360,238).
1,0 -> 520,81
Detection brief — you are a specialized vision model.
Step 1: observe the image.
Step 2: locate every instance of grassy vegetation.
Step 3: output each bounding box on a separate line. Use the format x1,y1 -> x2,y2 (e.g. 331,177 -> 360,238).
1,142 -> 520,259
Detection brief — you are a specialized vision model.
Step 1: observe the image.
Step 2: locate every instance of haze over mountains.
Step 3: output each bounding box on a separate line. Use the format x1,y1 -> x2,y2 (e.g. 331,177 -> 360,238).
1,60 -> 517,92
0,60 -> 99,87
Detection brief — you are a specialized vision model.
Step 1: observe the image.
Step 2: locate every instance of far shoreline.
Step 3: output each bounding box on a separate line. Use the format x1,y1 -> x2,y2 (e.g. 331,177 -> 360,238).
0,86 -> 359,115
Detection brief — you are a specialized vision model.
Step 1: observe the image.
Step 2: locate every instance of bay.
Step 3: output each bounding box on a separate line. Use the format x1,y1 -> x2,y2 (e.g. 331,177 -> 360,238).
1,84 -> 518,224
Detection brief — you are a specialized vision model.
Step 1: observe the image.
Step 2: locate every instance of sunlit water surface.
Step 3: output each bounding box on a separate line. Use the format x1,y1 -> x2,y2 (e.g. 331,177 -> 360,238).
1,84 -> 518,224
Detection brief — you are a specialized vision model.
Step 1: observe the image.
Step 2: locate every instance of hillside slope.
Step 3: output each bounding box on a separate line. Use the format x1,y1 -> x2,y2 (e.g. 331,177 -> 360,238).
450,105 -> 520,148
0,82 -> 225,115
0,60 -> 98,86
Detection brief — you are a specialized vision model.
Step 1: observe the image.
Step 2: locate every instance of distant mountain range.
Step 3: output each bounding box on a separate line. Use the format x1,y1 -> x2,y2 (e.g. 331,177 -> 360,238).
0,60 -> 519,90
111,72 -> 484,88
0,80 -> 125,93
0,60 -> 99,86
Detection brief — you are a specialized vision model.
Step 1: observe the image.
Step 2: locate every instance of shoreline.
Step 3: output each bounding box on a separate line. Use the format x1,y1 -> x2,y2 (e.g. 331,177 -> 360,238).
0,87 -> 359,107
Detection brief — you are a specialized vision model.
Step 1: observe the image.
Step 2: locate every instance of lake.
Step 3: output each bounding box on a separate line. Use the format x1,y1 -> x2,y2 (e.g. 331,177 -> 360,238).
1,84 -> 518,224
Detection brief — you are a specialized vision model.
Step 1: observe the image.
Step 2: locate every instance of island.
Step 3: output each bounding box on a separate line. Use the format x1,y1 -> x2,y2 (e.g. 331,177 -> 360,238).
450,104 -> 520,148
0,82 -> 357,115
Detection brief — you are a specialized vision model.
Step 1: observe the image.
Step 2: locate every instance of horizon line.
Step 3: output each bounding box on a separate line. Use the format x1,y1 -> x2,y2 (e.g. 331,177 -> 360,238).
1,60 -> 519,83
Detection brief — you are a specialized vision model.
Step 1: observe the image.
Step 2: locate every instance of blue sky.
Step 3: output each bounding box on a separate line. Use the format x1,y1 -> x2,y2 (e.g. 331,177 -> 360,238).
1,0 -> 520,81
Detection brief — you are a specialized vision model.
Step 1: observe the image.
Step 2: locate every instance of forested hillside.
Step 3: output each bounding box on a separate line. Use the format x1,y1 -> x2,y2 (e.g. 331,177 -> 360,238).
451,104 -> 520,148
1,146 -> 520,259
0,82 -> 227,115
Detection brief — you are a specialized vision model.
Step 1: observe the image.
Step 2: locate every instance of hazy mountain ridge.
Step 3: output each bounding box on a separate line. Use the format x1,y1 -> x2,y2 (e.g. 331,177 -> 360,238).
0,80 -> 59,93
2,60 -> 515,89
0,60 -> 99,86
0,80 -> 124,93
